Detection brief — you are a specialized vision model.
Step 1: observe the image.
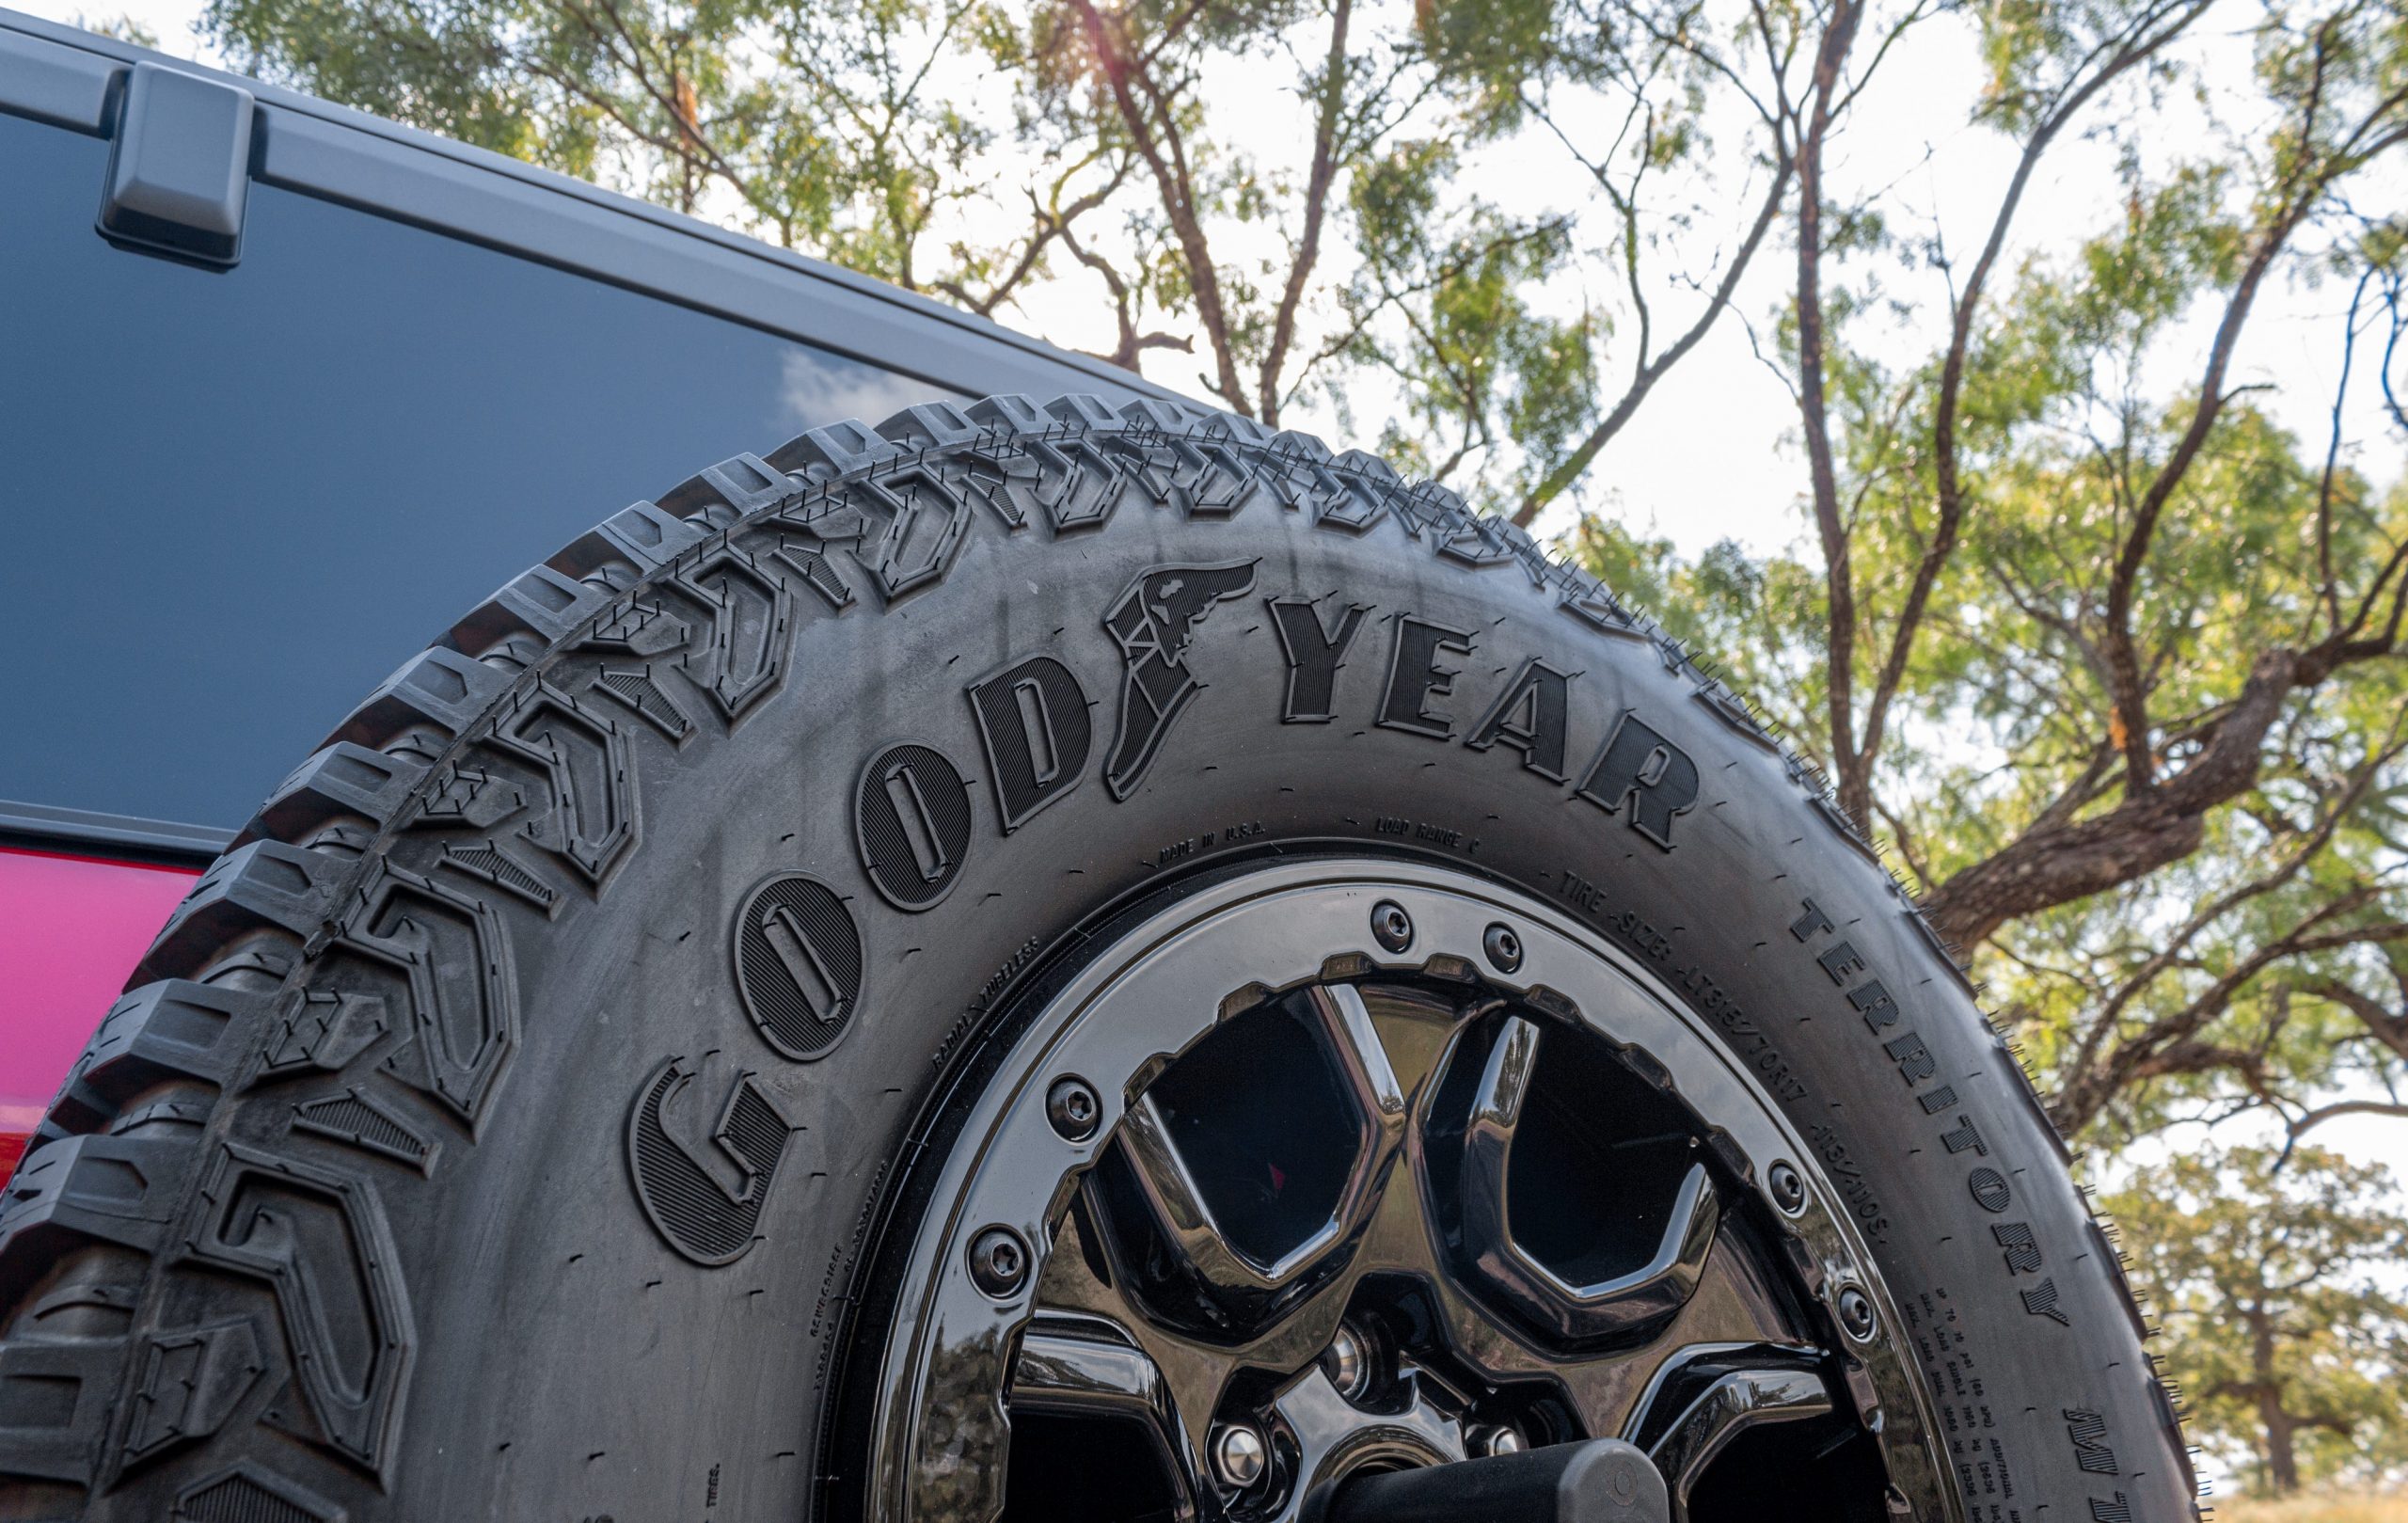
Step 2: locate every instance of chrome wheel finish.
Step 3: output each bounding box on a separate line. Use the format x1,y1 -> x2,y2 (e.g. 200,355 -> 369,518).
863,861 -> 1955,1523
1212,1424 -> 1268,1488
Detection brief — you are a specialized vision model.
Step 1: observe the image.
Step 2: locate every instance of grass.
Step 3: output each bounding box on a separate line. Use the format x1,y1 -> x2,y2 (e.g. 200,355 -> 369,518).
2209,1492 -> 2408,1523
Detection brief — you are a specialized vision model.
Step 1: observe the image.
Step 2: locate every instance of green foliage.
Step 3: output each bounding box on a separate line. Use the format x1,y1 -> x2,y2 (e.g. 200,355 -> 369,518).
1564,0 -> 2408,1149
1342,138 -> 1593,504
204,0 -> 1094,298
2104,1147 -> 2408,1492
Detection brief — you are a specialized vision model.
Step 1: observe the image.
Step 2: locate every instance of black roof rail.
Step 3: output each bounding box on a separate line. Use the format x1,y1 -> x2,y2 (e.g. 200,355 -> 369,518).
0,800 -> 233,868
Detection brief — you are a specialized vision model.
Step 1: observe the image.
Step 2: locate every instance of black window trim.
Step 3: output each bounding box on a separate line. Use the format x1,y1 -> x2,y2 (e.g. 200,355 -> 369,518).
2,8 -> 1191,864
0,800 -> 235,865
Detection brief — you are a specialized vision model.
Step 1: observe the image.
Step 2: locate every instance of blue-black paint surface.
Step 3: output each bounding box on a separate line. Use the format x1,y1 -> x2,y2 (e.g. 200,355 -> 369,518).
1,111 -> 974,829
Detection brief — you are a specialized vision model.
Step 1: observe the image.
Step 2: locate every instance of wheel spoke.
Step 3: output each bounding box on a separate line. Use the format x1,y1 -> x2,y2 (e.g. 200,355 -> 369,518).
1032,1196 -> 1256,1472
1010,1312 -> 1204,1521
1307,983 -> 1408,1126
1460,1016 -> 1721,1342
1118,1091 -> 1329,1291
1632,1360 -> 1833,1522
1443,1219 -> 1815,1444
1113,985 -> 1406,1298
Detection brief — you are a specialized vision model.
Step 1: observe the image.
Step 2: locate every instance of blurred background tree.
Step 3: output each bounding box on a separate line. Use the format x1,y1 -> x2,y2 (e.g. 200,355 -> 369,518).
2105,1145 -> 2408,1496
1574,0 -> 2408,1154
182,0 -> 2408,1493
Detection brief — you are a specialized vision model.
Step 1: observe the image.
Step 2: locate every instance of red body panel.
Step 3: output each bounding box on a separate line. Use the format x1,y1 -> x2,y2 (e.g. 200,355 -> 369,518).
0,847 -> 198,1176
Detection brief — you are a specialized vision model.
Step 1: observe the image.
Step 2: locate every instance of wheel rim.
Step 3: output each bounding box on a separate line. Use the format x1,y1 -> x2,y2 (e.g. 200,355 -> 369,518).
862,860 -> 1958,1523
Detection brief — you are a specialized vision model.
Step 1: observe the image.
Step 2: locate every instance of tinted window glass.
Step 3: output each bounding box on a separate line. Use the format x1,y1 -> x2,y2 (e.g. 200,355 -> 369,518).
0,110 -> 966,830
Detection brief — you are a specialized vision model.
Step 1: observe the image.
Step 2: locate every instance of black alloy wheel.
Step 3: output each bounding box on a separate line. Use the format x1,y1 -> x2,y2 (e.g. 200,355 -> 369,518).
861,862 -> 1925,1523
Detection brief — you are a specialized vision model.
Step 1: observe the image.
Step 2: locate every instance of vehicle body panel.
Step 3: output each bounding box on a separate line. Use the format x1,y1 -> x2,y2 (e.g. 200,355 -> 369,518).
0,848 -> 200,1175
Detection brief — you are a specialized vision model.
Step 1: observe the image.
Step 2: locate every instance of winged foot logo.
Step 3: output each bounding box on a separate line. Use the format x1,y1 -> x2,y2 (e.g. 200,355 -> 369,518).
1101,560 -> 1259,799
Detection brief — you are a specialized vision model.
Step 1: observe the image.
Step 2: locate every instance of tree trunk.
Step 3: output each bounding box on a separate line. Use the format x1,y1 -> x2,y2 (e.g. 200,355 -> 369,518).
2248,1307 -> 2302,1495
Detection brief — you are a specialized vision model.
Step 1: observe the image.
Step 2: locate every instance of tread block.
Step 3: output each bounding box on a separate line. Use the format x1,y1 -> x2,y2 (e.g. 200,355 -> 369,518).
241,743 -> 427,849
1114,397 -> 1195,434
1335,448 -> 1402,485
436,840 -> 561,912
656,452 -> 797,519
289,1087 -> 439,1175
1267,427 -> 1337,465
1256,443 -> 1339,515
1016,433 -> 1129,533
414,760 -> 527,832
119,1316 -> 265,1471
965,393 -> 1053,436
585,500 -> 713,575
328,646 -> 513,753
446,563 -> 611,656
134,843 -> 340,988
1045,394 -> 1118,430
1307,468 -> 1390,532
48,981 -> 261,1133
306,864 -> 519,1130
0,1330 -> 124,1483
1267,438 -> 1403,532
0,1136 -> 191,1307
185,1144 -> 411,1480
1101,431 -> 1270,519
488,683 -> 640,884
853,466 -> 973,600
257,992 -> 391,1082
171,1460 -> 344,1522
874,402 -> 982,449
955,450 -> 1029,531
1433,509 -> 1519,570
675,545 -> 795,721
764,418 -> 889,477
579,594 -> 691,658
1490,518 -> 1560,586
768,531 -> 860,611
1182,408 -> 1274,446
587,665 -> 694,741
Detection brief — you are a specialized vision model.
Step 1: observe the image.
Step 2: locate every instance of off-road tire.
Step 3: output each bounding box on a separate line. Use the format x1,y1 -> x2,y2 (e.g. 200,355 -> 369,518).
0,394 -> 2194,1523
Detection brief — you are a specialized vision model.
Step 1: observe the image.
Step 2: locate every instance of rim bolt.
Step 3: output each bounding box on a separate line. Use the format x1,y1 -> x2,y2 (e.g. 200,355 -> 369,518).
1212,1423 -> 1268,1488
1769,1161 -> 1806,1214
1370,900 -> 1415,954
1472,1423 -> 1525,1457
1481,923 -> 1523,974
1837,1285 -> 1877,1341
967,1226 -> 1030,1299
1323,1324 -> 1370,1401
1046,1075 -> 1101,1142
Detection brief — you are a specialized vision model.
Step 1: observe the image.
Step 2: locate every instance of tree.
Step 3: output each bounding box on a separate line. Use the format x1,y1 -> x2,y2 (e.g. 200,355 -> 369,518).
204,0 -> 1120,309
1585,0 -> 2408,1142
2103,1145 -> 2408,1494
